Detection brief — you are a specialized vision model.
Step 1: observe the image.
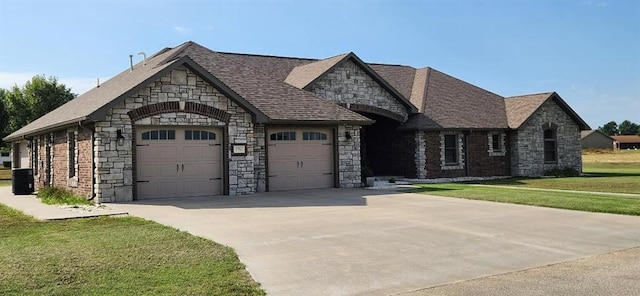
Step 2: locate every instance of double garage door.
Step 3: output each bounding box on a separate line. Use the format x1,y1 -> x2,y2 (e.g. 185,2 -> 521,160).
136,127 -> 222,199
268,128 -> 334,191
136,126 -> 334,199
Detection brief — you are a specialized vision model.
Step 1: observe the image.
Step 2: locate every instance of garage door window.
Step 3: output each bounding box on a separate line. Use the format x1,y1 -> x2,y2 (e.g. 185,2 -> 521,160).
185,130 -> 216,140
303,132 -> 327,141
142,130 -> 176,140
270,131 -> 296,141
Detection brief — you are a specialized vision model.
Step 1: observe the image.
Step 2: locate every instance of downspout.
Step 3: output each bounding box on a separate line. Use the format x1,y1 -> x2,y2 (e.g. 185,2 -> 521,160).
79,121 -> 96,201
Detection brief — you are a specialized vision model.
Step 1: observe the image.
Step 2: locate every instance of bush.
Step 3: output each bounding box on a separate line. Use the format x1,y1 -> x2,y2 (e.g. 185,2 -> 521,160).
2,161 -> 11,168
37,186 -> 91,205
544,167 -> 581,177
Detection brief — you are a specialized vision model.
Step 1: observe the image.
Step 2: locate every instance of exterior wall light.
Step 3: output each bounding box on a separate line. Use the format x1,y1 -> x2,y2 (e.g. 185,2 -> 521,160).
345,131 -> 352,140
116,129 -> 125,146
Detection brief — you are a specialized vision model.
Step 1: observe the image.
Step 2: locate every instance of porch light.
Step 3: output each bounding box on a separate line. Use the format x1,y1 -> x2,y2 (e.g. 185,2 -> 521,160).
116,129 -> 125,146
345,131 -> 352,140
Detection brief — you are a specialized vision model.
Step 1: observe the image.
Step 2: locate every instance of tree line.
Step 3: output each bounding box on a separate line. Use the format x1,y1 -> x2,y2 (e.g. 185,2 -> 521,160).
598,120 -> 640,136
0,75 -> 75,149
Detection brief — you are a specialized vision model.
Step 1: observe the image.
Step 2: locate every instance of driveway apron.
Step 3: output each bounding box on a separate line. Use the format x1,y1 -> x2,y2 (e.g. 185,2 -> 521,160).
108,189 -> 640,296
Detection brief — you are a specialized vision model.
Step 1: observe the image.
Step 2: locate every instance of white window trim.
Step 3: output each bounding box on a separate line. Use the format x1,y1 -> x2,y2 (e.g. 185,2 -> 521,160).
488,132 -> 506,157
440,132 -> 465,170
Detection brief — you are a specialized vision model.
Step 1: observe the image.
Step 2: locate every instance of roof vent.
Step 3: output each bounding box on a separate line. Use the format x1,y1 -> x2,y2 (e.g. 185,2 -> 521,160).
138,52 -> 147,66
129,55 -> 134,71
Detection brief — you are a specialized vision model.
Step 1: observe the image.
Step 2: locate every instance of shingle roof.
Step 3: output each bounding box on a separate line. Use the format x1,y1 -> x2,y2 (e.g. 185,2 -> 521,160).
4,42 -> 372,141
368,64 -> 416,100
217,52 -> 312,81
401,67 -> 509,130
504,92 -> 552,129
284,53 -> 349,89
504,92 -> 590,130
611,135 -> 640,143
3,45 -> 185,141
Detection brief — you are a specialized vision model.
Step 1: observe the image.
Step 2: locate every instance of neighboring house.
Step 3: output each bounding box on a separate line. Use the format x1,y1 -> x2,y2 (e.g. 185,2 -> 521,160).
581,130 -> 616,149
612,135 -> 640,150
2,41 -> 590,203
0,151 -> 10,165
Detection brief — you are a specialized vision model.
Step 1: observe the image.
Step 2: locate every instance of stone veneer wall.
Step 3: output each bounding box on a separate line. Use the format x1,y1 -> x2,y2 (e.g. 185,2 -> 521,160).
337,125 -> 362,188
414,131 -> 426,179
94,66 -> 261,202
308,59 -> 409,121
511,99 -> 582,176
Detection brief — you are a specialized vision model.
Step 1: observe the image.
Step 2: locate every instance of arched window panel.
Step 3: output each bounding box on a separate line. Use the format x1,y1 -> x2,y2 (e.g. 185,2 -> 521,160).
141,130 -> 176,140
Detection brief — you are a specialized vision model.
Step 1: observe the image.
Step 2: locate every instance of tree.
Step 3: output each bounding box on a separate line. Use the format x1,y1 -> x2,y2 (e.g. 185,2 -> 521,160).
599,121 -> 618,136
3,75 -> 75,137
618,120 -> 639,135
0,89 -> 8,148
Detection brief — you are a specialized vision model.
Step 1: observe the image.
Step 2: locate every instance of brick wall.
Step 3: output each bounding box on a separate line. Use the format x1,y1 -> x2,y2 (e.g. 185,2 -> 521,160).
511,99 -> 582,176
422,131 -> 511,178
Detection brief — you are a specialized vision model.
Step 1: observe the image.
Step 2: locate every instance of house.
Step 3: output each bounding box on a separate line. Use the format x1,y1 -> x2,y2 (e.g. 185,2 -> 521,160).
3,41 -> 590,203
612,135 -> 640,150
581,130 -> 616,149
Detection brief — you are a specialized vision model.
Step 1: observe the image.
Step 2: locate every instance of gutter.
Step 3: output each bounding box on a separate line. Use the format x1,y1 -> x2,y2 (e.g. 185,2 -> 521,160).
78,121 -> 96,201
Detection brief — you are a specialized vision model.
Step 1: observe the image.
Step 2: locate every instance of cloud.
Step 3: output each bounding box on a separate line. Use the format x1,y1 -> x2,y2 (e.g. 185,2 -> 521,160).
0,72 -> 109,95
173,26 -> 190,34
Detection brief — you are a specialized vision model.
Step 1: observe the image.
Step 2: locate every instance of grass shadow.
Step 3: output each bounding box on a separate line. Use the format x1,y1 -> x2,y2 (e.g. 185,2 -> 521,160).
408,186 -> 459,194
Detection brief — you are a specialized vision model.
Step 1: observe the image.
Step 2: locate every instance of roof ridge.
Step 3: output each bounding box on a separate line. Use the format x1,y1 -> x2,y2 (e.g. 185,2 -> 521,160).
505,91 -> 555,99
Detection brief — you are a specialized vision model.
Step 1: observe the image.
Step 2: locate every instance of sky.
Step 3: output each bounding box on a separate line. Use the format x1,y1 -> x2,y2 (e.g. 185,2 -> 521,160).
0,0 -> 638,129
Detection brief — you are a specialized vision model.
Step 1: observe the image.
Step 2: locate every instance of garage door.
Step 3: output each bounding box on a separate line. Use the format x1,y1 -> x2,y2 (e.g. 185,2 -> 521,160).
136,127 -> 222,199
268,129 -> 334,191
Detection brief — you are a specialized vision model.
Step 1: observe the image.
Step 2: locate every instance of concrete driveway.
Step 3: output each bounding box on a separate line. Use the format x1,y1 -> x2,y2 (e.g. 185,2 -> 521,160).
108,189 -> 640,296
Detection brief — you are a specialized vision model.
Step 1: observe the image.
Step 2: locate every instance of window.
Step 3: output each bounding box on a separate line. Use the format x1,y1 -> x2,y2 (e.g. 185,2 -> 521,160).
544,128 -> 557,162
488,132 -> 506,156
491,134 -> 501,152
444,134 -> 458,164
303,132 -> 327,141
68,132 -> 76,178
141,130 -> 176,140
185,130 -> 216,140
270,131 -> 296,141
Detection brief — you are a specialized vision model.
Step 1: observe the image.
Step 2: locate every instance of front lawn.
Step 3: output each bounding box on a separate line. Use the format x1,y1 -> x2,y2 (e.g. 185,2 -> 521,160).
410,183 -> 640,216
0,205 -> 264,295
0,168 -> 10,187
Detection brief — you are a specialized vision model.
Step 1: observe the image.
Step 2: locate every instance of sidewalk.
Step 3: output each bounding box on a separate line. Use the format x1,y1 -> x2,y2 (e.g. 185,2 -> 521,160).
0,186 -> 128,220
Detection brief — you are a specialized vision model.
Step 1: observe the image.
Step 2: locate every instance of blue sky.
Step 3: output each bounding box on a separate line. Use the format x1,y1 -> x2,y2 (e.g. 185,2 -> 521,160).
1,0 -> 638,128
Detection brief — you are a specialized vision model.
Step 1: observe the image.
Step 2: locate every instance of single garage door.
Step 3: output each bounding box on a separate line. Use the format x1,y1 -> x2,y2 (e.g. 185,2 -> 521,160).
136,127 -> 222,199
268,128 -> 334,191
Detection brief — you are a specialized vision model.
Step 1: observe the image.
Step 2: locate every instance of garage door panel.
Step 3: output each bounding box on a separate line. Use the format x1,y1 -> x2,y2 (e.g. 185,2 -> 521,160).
268,129 -> 334,191
137,126 -> 223,199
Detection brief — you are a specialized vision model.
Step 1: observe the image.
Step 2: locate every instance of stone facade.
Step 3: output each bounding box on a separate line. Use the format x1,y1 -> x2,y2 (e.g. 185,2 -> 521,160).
94,66 -> 261,202
309,59 -> 409,122
337,125 -> 362,188
510,99 -> 582,176
414,131 -> 426,179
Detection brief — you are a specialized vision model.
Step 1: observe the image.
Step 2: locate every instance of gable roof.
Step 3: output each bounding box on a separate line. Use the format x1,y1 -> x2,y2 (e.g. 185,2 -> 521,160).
4,42 -> 372,141
611,135 -> 640,144
284,52 -> 418,113
581,130 -> 614,141
401,67 -> 509,130
505,92 -> 590,130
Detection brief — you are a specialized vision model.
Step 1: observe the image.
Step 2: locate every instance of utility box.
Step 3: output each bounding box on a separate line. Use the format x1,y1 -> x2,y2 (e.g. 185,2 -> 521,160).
12,168 -> 34,195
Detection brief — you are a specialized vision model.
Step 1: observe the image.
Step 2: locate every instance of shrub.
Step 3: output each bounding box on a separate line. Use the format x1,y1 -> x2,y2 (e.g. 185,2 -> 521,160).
544,167 -> 581,177
37,186 -> 91,205
388,177 -> 396,183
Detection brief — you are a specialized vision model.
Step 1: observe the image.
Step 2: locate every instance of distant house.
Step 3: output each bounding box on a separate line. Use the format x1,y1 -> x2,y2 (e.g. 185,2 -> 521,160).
612,135 -> 640,150
581,130 -> 615,149
3,41 -> 590,203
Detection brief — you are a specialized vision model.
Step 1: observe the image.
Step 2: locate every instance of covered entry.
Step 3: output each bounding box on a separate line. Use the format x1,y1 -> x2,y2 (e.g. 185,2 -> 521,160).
268,128 -> 334,191
136,126 -> 223,199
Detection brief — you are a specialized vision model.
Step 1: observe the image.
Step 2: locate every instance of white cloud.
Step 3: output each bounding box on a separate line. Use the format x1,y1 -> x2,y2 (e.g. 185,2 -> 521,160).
0,72 -> 109,95
173,26 -> 190,34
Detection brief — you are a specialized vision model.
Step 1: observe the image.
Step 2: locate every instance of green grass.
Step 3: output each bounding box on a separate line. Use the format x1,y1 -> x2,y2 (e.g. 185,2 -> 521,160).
37,187 -> 92,205
480,162 -> 640,194
0,204 -> 265,295
410,183 -> 640,216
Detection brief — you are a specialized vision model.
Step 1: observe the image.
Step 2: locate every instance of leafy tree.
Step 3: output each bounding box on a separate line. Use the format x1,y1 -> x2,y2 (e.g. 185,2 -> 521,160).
3,75 -> 75,137
599,121 -> 618,136
618,120 -> 639,135
0,89 -> 8,148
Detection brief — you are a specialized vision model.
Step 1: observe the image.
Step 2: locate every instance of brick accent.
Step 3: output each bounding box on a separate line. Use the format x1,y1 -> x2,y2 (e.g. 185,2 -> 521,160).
510,99 -> 582,176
